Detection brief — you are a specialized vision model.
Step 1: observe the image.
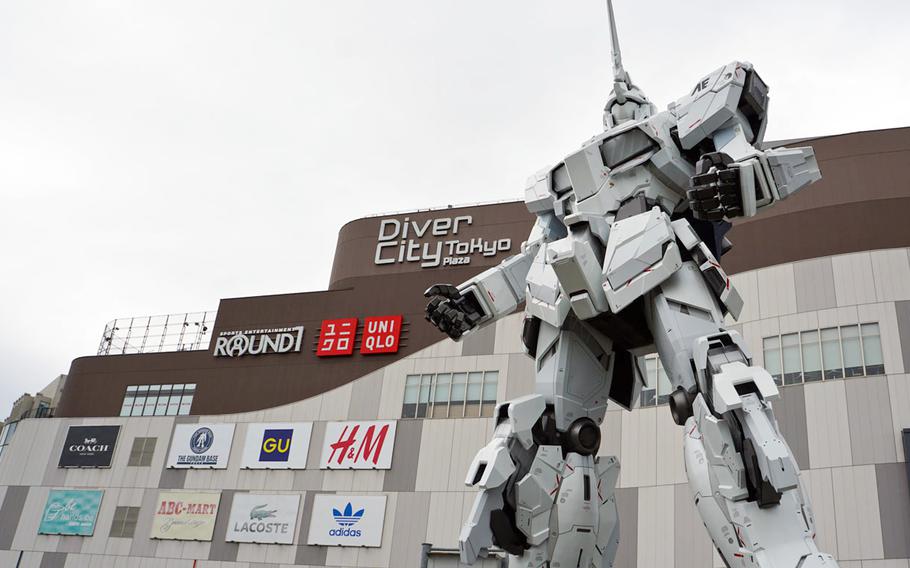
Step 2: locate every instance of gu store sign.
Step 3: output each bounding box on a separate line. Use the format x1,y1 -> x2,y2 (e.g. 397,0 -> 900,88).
240,422 -> 313,469
150,491 -> 220,541
225,493 -> 301,544
166,423 -> 235,469
58,425 -> 120,468
38,489 -> 103,536
306,494 -> 386,547
213,325 -> 304,357
320,421 -> 396,470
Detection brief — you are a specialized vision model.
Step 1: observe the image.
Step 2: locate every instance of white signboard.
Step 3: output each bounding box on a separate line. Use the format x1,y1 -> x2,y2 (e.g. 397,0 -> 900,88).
240,423 -> 313,469
226,493 -> 300,544
306,494 -> 387,548
213,326 -> 304,357
150,491 -> 221,541
374,215 -> 512,268
166,423 -> 235,469
319,421 -> 397,470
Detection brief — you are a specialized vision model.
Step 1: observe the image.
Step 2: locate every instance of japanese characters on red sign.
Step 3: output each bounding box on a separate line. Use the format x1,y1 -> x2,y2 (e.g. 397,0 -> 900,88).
359,315 -> 403,355
316,318 -> 358,357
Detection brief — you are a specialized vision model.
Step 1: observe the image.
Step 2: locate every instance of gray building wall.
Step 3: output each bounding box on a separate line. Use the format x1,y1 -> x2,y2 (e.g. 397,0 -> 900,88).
1,248 -> 910,568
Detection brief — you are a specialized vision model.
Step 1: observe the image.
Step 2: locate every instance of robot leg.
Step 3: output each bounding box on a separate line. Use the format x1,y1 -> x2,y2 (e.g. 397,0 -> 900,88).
683,338 -> 838,568
460,318 -> 621,568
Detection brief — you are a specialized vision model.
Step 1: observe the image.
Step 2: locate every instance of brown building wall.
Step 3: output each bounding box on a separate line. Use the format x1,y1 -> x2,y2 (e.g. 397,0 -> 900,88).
56,127 -> 910,418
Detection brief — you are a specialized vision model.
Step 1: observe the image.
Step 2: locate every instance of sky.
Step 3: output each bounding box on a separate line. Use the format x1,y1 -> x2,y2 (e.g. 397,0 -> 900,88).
1,0 -> 909,417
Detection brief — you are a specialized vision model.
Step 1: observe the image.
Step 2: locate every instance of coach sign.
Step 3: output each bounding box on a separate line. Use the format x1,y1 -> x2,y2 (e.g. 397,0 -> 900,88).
58,426 -> 120,468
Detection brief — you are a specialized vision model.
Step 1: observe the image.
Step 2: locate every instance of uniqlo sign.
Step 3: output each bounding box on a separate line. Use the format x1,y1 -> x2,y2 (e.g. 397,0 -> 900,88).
316,318 -> 358,357
359,316 -> 402,355
320,421 -> 397,470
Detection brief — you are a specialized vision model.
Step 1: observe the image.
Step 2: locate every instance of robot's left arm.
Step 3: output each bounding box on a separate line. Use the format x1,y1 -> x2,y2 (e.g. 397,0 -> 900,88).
676,62 -> 822,220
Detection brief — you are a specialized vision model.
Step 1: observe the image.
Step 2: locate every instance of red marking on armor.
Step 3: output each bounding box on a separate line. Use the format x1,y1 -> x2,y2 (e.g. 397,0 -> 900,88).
597,479 -> 604,501
549,475 -> 563,496
564,463 -> 575,472
688,424 -> 697,436
689,119 -> 702,129
734,526 -> 745,547
734,553 -> 744,558
488,290 -> 496,302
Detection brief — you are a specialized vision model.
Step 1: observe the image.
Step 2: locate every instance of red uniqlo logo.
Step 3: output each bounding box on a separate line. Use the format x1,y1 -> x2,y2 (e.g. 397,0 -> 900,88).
359,315 -> 402,355
316,318 -> 358,357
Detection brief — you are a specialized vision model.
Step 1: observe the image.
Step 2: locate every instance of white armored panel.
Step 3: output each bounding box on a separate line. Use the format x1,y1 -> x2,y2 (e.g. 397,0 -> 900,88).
526,245 -> 571,328
602,207 -> 682,313
673,61 -> 748,150
766,147 -> 822,199
525,168 -> 556,214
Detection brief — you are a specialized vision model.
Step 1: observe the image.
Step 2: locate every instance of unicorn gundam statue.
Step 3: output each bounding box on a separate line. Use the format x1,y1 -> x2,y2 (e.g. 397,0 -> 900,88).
424,1 -> 835,567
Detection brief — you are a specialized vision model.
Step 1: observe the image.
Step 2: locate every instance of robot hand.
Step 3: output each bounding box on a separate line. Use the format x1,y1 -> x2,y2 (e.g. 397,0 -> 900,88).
424,284 -> 485,340
688,152 -> 745,221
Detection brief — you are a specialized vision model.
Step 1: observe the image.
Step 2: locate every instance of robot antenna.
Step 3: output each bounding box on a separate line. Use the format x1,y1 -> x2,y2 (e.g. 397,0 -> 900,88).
606,0 -> 629,84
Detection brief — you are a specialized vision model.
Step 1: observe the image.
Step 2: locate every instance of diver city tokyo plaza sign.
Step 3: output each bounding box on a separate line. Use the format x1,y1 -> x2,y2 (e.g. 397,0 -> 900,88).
319,421 -> 396,470
306,494 -> 386,548
58,425 -> 120,468
166,423 -> 235,469
240,422 -> 313,469
213,325 -> 304,357
38,489 -> 103,536
373,214 -> 512,268
225,493 -> 301,544
150,491 -> 220,541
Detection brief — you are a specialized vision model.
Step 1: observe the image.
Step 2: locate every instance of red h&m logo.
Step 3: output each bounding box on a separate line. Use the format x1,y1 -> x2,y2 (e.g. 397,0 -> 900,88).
316,318 -> 358,357
359,316 -> 402,355
320,421 -> 397,469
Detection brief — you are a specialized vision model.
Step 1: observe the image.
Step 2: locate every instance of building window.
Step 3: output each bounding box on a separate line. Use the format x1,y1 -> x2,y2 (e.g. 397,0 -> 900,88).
638,354 -> 671,408
402,371 -> 498,419
127,437 -> 157,467
109,506 -> 140,538
120,384 -> 195,417
761,322 -> 885,386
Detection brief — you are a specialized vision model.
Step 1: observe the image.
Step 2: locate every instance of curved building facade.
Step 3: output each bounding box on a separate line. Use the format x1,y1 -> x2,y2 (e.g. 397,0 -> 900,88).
0,127 -> 908,568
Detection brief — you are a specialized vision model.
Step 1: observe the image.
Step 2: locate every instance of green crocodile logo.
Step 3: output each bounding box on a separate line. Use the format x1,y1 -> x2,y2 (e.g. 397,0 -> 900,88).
249,504 -> 277,521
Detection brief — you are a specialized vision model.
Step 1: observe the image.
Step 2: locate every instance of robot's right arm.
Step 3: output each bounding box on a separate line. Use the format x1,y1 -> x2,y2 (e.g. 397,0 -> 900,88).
425,208 -> 560,340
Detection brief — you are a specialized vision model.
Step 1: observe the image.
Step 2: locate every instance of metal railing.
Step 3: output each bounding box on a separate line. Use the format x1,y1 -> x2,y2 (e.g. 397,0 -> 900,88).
419,544 -> 507,567
97,311 -> 217,355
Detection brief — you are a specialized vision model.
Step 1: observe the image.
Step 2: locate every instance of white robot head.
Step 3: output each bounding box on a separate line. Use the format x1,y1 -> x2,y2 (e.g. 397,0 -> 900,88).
602,0 -> 656,129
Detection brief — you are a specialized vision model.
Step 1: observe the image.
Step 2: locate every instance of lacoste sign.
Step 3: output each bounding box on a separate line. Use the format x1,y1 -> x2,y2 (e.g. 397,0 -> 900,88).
226,493 -> 301,544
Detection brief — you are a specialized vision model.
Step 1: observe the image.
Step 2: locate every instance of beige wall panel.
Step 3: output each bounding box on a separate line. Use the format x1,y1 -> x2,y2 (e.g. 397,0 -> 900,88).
493,312 -> 526,355
355,493 -> 397,567
833,252 -> 878,307
620,407 -> 657,488
599,409 -> 622,459
415,419 -> 456,492
11,485 -> 49,552
447,419 -> 490,491
637,485 -> 674,568
504,353 -> 535,401
317,383 -> 353,421
756,263 -> 797,319
794,257 -> 838,313
674,483 -> 714,568
346,370 -> 385,420
887,374 -> 910,461
858,302 -> 904,374
731,269 -> 761,323
321,469 -> 354,492
861,561 -> 910,568
805,381 -> 853,468
832,465 -> 884,561
425,492 -> 467,549
288,395 -> 323,422
801,468 -> 839,558
871,249 -> 910,302
844,376 -> 897,465
376,360 -> 413,420
655,410 -> 685,486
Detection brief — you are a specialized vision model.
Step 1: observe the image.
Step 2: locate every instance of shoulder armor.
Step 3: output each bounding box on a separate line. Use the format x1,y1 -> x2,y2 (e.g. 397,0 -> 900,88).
525,167 -> 557,214
672,61 -> 766,151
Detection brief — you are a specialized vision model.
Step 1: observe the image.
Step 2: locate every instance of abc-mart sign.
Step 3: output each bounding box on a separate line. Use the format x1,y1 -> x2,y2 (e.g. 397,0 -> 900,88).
307,494 -> 386,548
166,424 -> 235,469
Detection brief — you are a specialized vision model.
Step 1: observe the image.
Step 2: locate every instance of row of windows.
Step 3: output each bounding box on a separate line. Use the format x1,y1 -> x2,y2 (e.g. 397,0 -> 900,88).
638,322 -> 886,408
402,371 -> 499,419
119,384 -> 195,417
762,323 -> 884,385
109,506 -> 140,538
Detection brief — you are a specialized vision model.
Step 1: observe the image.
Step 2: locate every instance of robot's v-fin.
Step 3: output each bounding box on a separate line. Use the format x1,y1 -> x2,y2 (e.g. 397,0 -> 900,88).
605,0 -> 628,84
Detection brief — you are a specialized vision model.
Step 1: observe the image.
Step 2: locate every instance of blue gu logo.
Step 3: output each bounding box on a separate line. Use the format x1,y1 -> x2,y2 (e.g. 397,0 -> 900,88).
329,503 -> 364,537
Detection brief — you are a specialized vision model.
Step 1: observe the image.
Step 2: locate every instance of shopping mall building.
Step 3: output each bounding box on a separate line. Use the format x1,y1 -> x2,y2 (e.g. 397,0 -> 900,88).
1,127 -> 909,568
